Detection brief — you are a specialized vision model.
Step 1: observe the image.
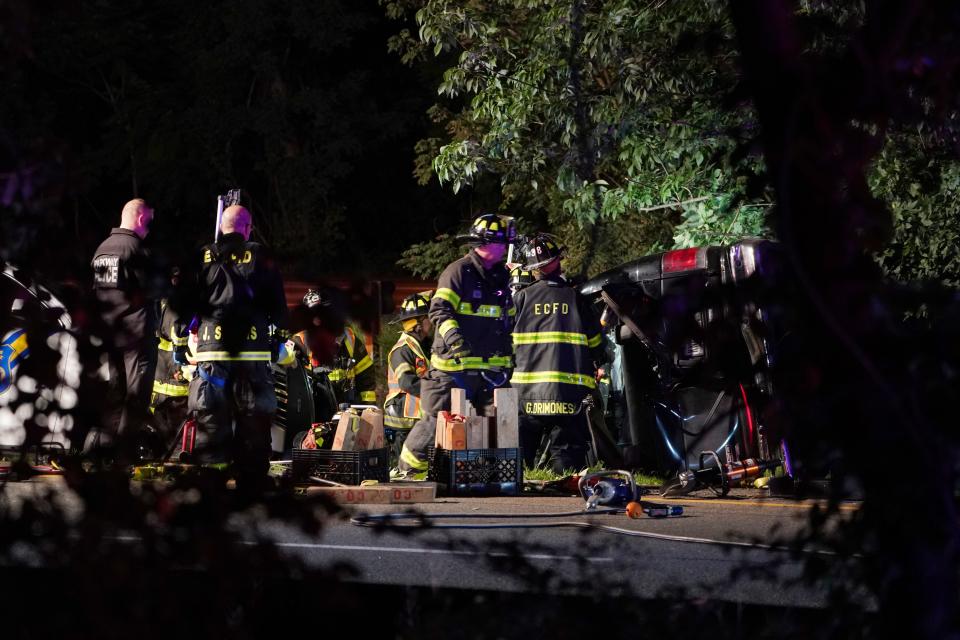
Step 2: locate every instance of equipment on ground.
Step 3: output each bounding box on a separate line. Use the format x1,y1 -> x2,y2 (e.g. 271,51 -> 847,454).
664,449 -> 782,496
579,469 -> 683,517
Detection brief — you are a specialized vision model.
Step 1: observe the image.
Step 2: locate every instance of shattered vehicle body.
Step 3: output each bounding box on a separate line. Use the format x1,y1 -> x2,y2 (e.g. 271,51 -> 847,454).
581,239 -> 793,477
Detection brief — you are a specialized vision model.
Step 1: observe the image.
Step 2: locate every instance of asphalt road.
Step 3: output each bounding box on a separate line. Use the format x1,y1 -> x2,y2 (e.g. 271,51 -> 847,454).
257,492 -> 863,609
1,478 -> 867,610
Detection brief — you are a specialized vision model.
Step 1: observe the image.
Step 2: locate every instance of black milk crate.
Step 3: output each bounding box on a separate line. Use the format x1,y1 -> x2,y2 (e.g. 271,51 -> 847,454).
427,447 -> 523,496
292,447 -> 390,485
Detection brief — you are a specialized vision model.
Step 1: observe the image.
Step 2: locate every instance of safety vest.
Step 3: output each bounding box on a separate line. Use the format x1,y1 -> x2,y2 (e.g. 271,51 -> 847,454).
384,332 -> 427,429
510,277 -> 604,415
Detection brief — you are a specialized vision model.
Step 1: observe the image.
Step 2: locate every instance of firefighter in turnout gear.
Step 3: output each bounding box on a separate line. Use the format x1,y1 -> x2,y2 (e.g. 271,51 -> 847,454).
290,288 -> 345,422
384,291 -> 433,460
511,233 -> 614,472
330,320 -> 376,405
183,205 -> 289,489
148,297 -> 192,456
397,214 -> 516,479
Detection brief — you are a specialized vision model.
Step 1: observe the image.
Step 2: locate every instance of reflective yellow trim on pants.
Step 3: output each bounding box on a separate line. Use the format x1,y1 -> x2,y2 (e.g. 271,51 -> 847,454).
434,287 -> 461,307
400,445 -> 428,471
510,370 -> 597,389
193,351 -> 272,362
430,354 -> 513,372
512,331 -> 588,346
152,381 -> 189,397
438,319 -> 460,338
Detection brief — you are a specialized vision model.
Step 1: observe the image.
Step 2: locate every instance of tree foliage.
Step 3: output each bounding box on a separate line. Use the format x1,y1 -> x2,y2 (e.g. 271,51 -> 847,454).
383,0 -> 773,277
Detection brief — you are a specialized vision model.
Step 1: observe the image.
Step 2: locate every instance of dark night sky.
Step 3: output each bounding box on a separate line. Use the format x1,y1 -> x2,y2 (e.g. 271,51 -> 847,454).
2,0 -> 480,282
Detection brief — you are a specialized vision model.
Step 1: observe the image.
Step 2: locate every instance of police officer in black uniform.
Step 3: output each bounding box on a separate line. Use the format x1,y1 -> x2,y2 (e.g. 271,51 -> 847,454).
90,198 -> 158,459
182,204 -> 288,489
511,233 -> 612,472
397,214 -> 516,479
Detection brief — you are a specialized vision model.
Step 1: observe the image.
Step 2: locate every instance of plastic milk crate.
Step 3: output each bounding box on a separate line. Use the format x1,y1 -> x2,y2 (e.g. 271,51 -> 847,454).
292,447 -> 390,485
427,446 -> 523,496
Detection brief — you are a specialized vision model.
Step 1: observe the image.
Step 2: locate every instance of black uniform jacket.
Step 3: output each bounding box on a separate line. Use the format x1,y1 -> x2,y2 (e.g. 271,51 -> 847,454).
188,233 -> 288,362
91,227 -> 156,348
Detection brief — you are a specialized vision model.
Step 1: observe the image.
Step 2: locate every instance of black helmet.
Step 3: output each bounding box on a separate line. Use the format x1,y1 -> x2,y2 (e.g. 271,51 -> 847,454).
457,213 -> 517,245
521,233 -> 565,270
508,266 -> 534,292
393,290 -> 433,323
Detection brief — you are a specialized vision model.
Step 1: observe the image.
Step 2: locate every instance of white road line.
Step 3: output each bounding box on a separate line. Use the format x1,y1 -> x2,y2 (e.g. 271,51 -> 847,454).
108,535 -> 612,563
274,542 -> 613,563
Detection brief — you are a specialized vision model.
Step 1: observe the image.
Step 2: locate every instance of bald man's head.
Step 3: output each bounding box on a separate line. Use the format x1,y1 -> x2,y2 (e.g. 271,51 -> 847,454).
221,205 -> 253,241
120,199 -> 154,239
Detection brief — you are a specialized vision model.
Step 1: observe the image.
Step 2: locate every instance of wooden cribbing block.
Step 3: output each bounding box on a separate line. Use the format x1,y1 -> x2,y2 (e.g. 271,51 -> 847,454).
437,411 -> 466,450
303,482 -> 437,504
465,416 -> 487,448
450,388 -> 477,416
494,388 -> 519,448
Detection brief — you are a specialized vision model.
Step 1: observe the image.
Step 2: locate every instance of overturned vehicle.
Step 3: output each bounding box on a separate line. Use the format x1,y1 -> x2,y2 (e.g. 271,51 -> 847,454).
581,239 -> 795,492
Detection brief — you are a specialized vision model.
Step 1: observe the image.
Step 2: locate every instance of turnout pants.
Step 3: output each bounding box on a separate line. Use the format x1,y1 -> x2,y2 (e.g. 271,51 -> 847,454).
398,369 -> 504,473
187,362 -> 276,480
520,389 -> 624,473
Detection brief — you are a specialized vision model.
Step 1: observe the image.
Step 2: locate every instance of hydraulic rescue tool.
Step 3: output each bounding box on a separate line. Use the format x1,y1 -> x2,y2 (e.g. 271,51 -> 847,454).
665,449 -> 782,496
579,470 -> 683,518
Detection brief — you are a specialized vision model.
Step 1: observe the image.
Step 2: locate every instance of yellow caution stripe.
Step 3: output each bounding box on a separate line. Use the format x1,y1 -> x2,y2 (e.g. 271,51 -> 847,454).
510,370 -> 597,389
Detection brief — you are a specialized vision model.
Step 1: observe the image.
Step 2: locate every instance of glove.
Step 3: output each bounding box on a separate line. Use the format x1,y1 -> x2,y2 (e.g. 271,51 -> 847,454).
172,347 -> 189,366
447,337 -> 472,360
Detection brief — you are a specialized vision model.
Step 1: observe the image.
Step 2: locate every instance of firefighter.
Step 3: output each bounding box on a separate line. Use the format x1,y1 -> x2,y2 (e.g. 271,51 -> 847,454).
183,204 -> 289,490
511,232 -> 615,472
89,198 -> 158,460
384,291 -> 433,460
397,214 -> 516,479
291,288 -> 346,423
147,295 -> 192,457
330,318 -> 377,406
